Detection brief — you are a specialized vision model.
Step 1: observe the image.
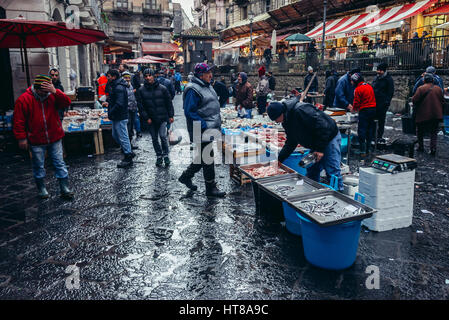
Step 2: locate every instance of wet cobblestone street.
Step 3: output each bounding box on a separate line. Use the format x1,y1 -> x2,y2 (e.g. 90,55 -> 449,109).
1,95 -> 449,300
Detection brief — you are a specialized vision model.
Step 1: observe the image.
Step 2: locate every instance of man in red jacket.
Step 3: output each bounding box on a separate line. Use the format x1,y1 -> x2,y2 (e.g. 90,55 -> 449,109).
13,74 -> 74,199
349,73 -> 377,156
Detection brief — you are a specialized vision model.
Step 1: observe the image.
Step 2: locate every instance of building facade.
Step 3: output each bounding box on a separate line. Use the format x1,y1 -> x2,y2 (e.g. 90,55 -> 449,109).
193,0 -> 229,31
173,2 -> 193,35
102,0 -> 174,65
0,0 -> 105,106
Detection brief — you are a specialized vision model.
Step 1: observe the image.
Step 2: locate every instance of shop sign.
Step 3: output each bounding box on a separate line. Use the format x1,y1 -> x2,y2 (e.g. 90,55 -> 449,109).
345,29 -> 365,37
315,34 -> 337,41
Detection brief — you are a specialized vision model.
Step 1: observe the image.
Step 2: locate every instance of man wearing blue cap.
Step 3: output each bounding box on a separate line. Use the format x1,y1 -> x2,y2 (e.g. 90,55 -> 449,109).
267,99 -> 343,191
412,66 -> 444,95
178,63 -> 225,198
334,68 -> 360,110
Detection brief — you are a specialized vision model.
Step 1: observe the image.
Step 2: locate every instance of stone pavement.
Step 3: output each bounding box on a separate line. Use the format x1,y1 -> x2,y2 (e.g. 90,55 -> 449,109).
0,95 -> 448,300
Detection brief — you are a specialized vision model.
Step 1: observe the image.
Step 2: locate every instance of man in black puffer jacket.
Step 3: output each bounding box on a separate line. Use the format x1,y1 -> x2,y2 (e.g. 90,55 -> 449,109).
103,69 -> 133,168
372,63 -> 394,142
267,98 -> 343,191
136,68 -> 174,167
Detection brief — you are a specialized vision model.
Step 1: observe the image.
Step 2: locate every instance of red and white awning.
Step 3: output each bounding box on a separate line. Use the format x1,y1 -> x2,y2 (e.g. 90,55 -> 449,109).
306,0 -> 437,41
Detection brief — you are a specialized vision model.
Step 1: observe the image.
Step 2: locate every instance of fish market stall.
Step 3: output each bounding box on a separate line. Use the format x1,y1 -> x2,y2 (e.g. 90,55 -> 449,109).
238,161 -> 296,222
62,108 -> 111,155
242,162 -> 376,270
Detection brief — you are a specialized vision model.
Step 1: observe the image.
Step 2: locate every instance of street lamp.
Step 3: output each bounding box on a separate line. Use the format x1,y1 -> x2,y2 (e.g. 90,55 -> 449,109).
249,10 -> 255,65
321,0 -> 327,66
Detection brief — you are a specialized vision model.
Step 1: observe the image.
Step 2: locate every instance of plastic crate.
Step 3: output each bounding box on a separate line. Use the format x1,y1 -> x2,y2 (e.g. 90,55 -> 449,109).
282,152 -> 308,176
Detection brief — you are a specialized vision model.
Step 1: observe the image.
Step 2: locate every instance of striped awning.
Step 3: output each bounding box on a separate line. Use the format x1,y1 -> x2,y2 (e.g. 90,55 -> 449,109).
215,36 -> 263,51
423,3 -> 449,16
306,0 -> 437,41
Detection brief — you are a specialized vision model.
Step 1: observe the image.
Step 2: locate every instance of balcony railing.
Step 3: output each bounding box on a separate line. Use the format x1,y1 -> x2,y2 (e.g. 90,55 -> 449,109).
219,36 -> 449,73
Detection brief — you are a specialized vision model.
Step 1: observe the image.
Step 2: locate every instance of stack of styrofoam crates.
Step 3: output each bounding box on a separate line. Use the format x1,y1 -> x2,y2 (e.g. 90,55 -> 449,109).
359,167 -> 415,232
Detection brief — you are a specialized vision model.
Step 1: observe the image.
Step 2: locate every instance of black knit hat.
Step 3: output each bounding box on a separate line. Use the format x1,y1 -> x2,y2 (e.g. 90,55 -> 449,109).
377,63 -> 388,71
267,102 -> 285,121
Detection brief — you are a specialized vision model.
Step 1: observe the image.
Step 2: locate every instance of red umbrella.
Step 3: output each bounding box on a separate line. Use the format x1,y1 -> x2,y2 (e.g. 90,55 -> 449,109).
0,17 -> 108,87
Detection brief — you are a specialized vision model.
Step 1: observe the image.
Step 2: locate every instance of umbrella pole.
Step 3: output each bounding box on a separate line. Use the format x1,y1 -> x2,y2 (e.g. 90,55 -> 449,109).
23,41 -> 31,88
20,45 -> 25,72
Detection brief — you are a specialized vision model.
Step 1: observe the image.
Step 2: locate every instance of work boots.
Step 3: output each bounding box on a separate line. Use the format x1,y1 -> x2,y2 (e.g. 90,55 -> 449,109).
178,172 -> 198,191
164,156 -> 170,167
205,182 -> 226,198
58,178 -> 74,200
117,153 -> 133,168
35,178 -> 49,199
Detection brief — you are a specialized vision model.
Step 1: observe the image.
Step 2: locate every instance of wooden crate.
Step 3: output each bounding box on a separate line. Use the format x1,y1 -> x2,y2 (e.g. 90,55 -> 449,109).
224,144 -> 265,165
230,164 -> 251,185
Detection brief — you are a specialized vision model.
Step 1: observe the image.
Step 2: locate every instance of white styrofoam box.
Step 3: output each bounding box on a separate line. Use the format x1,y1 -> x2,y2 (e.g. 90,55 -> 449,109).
359,167 -> 415,187
364,193 -> 414,210
362,214 -> 413,232
359,181 -> 414,201
358,179 -> 414,197
367,204 -> 413,221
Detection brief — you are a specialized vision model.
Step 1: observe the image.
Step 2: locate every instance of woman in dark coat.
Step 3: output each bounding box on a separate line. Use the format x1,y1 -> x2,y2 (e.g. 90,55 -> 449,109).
412,73 -> 444,156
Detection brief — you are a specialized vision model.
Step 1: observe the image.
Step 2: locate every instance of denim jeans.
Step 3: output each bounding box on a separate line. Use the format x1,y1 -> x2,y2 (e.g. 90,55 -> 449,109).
30,139 -> 68,179
358,108 -> 377,148
127,110 -> 136,140
112,119 -> 132,155
134,112 -> 141,133
306,131 -> 343,191
149,121 -> 169,158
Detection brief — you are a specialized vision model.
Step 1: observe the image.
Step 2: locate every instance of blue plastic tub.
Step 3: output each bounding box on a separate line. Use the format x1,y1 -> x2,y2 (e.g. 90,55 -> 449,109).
297,212 -> 362,270
341,133 -> 348,154
282,152 -> 308,176
282,202 -> 301,236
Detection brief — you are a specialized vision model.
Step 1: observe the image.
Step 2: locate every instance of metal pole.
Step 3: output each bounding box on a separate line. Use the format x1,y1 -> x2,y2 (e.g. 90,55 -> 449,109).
321,0 -> 327,66
250,20 -> 253,65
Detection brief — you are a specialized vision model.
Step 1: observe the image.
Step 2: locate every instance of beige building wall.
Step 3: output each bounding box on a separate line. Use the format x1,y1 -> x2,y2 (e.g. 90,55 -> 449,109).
1,0 -> 104,101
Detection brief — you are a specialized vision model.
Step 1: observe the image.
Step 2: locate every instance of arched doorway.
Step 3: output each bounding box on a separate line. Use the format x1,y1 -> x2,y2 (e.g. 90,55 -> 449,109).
0,6 -> 14,112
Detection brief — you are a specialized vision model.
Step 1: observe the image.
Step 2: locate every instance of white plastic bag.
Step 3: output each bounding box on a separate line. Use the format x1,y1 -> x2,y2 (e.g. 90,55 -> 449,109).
168,122 -> 182,146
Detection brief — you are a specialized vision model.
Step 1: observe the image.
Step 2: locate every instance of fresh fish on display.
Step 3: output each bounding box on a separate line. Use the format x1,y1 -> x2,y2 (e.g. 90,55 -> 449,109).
296,198 -> 365,220
273,185 -> 295,197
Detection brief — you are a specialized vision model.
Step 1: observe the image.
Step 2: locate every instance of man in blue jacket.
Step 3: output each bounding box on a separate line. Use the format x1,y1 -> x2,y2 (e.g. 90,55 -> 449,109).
174,71 -> 182,94
103,69 -> 133,168
157,70 -> 175,100
178,63 -> 225,198
333,68 -> 360,110
412,66 -> 444,95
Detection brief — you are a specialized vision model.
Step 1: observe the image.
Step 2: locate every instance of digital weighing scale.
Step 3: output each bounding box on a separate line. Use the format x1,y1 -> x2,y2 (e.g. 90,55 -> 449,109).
371,154 -> 417,173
